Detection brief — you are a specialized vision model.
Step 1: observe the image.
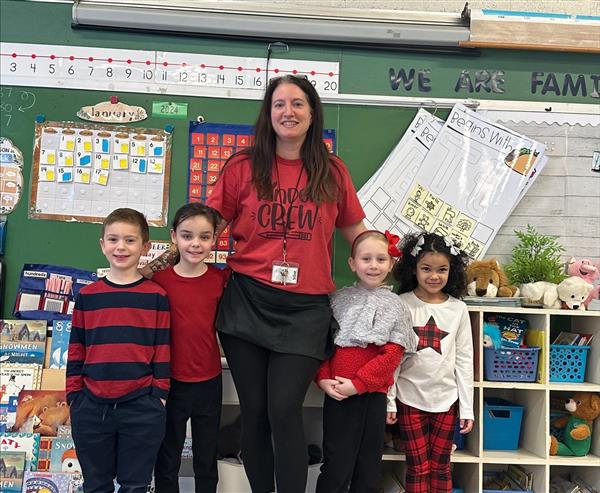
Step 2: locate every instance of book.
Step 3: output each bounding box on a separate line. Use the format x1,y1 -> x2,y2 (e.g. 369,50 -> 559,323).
0,364 -> 42,405
0,319 -> 47,365
22,471 -> 72,493
0,395 -> 18,433
11,390 -> 68,436
553,331 -> 580,345
37,436 -> 54,472
50,437 -> 80,474
0,432 -> 41,471
0,451 -> 26,493
576,333 -> 594,346
49,321 -> 71,369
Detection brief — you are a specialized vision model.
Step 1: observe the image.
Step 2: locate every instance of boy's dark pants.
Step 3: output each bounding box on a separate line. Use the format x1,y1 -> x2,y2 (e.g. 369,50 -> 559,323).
71,392 -> 166,493
316,392 -> 387,493
154,376 -> 222,493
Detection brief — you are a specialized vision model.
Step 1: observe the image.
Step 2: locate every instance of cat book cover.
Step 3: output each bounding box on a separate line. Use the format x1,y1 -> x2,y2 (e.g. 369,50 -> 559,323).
49,321 -> 71,369
0,320 -> 47,365
12,390 -> 69,437
0,451 -> 26,493
22,471 -> 72,493
50,438 -> 80,474
0,432 -> 41,471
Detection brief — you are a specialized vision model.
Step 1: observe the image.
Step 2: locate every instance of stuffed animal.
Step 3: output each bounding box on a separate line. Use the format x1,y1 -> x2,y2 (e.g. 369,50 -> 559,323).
520,277 -> 593,310
566,257 -> 599,308
466,259 -> 519,297
557,277 -> 594,310
483,323 -> 502,350
34,401 -> 71,436
550,392 -> 600,456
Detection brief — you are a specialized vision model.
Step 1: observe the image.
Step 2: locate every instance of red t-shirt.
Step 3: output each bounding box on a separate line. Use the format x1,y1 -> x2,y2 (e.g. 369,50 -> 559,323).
152,265 -> 228,382
207,153 -> 365,294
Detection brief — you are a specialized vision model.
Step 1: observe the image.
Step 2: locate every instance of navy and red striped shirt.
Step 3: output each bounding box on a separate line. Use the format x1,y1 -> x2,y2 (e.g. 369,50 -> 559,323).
66,277 -> 170,404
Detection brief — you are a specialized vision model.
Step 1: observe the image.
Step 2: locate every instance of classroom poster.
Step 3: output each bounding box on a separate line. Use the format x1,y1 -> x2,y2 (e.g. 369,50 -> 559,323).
29,121 -> 172,226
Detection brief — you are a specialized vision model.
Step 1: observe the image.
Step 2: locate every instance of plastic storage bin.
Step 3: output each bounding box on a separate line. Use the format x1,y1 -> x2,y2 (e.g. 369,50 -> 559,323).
549,345 -> 590,382
483,398 -> 525,450
483,347 -> 540,382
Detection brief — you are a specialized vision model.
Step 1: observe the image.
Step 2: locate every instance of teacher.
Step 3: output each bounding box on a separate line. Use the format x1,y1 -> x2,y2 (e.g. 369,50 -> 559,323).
207,74 -> 365,492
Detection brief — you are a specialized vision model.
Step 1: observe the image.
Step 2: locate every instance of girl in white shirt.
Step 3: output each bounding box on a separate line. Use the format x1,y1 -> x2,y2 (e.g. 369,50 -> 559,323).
387,232 -> 474,493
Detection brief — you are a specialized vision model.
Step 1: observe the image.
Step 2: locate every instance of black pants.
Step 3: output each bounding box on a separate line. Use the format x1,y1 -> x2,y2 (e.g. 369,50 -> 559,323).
316,392 -> 387,493
154,376 -> 222,493
219,332 -> 321,493
70,392 -> 166,493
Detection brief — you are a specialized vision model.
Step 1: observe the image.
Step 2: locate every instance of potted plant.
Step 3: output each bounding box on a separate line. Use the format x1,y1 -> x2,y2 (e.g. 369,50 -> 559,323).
505,224 -> 566,285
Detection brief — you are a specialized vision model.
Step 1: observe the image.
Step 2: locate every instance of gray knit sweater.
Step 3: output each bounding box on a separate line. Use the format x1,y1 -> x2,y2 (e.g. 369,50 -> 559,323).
330,284 -> 417,352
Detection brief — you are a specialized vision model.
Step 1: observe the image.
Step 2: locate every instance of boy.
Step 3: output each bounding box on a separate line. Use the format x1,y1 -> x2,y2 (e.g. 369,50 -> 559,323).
67,208 -> 170,493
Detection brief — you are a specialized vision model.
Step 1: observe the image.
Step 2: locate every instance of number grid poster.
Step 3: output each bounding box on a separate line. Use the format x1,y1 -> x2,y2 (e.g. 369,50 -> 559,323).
29,121 -> 172,226
188,122 -> 336,264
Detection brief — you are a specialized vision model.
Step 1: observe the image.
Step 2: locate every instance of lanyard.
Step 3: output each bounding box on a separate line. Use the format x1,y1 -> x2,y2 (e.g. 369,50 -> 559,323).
274,160 -> 304,261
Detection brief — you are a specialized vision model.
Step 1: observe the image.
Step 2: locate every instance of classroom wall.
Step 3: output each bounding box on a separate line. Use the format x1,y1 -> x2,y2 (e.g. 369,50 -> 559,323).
1,0 -> 599,317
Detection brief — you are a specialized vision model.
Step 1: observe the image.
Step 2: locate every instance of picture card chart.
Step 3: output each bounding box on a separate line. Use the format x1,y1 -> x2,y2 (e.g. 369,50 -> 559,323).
1,43 -> 340,98
29,121 -> 172,226
188,122 -> 336,264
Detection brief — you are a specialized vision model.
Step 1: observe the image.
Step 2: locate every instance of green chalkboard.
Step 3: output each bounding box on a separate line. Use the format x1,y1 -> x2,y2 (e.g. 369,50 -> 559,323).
1,0 -> 598,316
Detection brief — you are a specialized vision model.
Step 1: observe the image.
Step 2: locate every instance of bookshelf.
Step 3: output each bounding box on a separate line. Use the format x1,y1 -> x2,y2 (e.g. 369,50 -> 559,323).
382,306 -> 600,492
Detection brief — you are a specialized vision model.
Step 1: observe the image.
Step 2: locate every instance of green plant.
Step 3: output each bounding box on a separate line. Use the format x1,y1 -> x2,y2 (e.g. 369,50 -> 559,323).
505,225 -> 567,285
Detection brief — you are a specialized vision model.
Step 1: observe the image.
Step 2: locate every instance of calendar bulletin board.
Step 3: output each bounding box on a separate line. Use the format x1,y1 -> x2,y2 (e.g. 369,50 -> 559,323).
0,0 -> 597,317
29,121 -> 172,226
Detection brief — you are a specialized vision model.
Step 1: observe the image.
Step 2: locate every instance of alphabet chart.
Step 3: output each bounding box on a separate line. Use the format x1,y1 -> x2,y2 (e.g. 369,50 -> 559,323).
1,43 -> 340,98
188,122 -> 336,263
29,121 -> 172,226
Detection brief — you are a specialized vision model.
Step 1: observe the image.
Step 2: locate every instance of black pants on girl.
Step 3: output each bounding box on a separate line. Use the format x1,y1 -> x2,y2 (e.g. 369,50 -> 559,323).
316,392 -> 387,493
219,332 -> 321,493
154,376 -> 222,493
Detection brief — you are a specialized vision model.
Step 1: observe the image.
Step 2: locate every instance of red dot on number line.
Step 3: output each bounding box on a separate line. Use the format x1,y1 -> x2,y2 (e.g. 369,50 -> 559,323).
219,65 -> 224,70
292,69 -> 298,74
163,62 -> 168,67
88,57 -> 94,62
108,58 -> 113,63
31,54 -> 37,59
182,62 -> 187,67
69,56 -> 75,61
50,55 -> 56,59
237,66 -> 243,71
11,53 -> 17,58
311,71 -> 316,75
329,72 -> 334,77
127,59 -> 132,64
274,68 -> 280,73
256,68 -> 261,72
146,60 -> 151,65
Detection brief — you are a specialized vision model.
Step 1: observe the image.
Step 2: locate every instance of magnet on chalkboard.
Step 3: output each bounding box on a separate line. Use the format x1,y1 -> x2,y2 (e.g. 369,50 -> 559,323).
36,114 -> 46,123
164,124 -> 174,133
196,116 -> 205,123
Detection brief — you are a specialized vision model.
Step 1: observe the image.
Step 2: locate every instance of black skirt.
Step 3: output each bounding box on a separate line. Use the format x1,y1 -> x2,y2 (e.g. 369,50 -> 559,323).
216,272 -> 336,360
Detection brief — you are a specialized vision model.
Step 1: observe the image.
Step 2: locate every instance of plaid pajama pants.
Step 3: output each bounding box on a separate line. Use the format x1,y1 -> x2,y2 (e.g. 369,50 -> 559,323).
397,401 -> 457,493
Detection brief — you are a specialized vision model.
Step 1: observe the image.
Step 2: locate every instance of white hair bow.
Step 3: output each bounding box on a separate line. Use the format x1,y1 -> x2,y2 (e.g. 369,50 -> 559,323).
411,235 -> 425,257
444,236 -> 460,256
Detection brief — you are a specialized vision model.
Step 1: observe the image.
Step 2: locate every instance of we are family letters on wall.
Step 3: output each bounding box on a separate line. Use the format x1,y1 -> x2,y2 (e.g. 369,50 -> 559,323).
359,104 -> 546,259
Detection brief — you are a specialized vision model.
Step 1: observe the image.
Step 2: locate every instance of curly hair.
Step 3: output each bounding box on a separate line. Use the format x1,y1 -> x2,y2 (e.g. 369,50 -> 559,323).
393,232 -> 469,299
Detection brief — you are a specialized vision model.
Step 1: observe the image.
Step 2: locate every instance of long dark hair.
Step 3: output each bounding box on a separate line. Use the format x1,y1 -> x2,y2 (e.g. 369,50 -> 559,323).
393,232 -> 469,299
172,203 -> 222,232
239,75 -> 337,204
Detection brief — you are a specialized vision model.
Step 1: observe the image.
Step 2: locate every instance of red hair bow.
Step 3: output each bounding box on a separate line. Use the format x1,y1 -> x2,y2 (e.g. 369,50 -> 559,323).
385,230 -> 402,259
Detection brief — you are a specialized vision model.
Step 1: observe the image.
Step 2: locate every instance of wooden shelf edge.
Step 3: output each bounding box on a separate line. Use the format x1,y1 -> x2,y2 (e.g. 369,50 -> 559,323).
459,40 -> 600,53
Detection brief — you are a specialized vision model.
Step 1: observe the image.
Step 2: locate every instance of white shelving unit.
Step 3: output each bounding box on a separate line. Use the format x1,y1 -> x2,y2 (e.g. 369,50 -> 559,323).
183,307 -> 600,492
383,306 -> 600,492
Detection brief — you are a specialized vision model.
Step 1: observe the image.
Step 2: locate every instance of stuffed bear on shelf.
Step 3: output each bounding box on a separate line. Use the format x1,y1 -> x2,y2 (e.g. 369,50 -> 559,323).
550,392 -> 600,456
466,259 -> 520,298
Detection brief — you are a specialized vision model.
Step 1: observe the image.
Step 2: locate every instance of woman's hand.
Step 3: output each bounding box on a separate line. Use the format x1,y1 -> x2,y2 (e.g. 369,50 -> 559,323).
386,412 -> 397,425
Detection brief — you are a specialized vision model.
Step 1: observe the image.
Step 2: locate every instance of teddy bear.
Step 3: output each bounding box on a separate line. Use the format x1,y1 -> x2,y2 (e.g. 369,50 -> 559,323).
566,257 -> 599,308
466,259 -> 520,297
550,392 -> 600,456
33,401 -> 71,436
520,277 -> 593,310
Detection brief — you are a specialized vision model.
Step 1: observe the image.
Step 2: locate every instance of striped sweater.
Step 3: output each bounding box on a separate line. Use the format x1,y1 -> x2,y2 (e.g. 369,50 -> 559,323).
66,277 -> 170,404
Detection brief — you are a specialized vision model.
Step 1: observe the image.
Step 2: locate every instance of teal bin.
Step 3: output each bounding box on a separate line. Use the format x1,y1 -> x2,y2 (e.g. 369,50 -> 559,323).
483,398 -> 524,450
